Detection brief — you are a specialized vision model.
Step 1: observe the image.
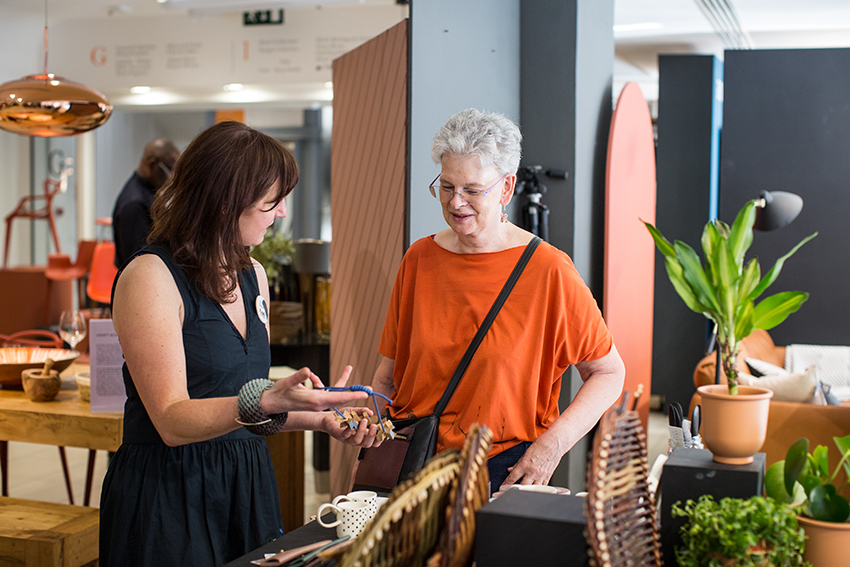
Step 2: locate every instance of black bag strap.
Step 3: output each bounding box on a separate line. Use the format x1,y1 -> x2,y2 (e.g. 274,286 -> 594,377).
433,236 -> 542,417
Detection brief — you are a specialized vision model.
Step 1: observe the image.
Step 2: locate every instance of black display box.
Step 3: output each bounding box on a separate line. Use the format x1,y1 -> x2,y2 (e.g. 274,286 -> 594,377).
659,448 -> 766,565
475,489 -> 588,567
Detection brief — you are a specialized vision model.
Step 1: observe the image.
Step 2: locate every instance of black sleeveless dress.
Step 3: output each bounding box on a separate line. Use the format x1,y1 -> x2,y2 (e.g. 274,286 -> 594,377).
99,246 -> 283,566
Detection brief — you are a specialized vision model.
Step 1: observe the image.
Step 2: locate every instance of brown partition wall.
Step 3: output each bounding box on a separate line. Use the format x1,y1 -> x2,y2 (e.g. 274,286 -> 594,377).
329,20 -> 408,496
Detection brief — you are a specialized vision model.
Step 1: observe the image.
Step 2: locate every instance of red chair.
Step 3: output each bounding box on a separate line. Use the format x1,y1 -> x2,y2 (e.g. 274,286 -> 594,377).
0,329 -> 97,505
0,329 -> 62,348
86,241 -> 118,305
3,162 -> 72,268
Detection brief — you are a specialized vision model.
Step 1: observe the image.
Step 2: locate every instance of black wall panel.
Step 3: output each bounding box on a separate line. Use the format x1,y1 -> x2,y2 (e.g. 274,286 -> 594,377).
720,48 -> 850,347
652,55 -> 723,409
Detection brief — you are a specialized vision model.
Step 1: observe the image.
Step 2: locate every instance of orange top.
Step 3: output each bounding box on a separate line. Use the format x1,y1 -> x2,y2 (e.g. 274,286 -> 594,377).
379,237 -> 613,457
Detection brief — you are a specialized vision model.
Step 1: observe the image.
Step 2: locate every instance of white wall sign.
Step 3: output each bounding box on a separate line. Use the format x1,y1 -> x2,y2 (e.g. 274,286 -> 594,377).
51,4 -> 406,91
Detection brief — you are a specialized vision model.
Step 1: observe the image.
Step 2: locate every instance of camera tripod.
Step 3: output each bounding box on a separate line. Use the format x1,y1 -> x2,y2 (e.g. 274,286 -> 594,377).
515,166 -> 568,242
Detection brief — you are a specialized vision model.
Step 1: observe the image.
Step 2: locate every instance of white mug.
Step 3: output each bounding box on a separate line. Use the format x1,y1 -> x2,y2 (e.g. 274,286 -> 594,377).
317,500 -> 371,538
332,490 -> 378,520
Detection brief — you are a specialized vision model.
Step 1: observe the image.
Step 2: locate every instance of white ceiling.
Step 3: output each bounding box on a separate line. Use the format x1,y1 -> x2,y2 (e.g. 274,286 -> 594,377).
5,0 -> 850,106
614,0 -> 850,99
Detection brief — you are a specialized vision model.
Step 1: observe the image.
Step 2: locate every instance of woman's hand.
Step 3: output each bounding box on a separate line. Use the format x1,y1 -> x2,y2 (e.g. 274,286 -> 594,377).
320,407 -> 385,448
260,365 -> 368,415
501,432 -> 562,488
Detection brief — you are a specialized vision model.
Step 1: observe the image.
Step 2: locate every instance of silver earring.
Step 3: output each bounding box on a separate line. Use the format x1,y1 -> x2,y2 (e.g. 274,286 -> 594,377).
500,205 -> 508,223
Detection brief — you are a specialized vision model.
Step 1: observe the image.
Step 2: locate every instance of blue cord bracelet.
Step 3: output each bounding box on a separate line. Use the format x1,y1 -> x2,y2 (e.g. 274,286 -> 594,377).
319,385 -> 393,434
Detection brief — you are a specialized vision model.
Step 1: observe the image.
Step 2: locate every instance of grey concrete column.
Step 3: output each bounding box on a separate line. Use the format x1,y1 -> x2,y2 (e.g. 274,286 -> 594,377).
408,0 -> 521,247
298,108 -> 324,240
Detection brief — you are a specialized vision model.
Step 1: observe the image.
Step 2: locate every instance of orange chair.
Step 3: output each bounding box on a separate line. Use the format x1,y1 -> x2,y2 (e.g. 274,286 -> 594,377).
46,240 -> 98,310
86,241 -> 119,305
0,330 -> 97,505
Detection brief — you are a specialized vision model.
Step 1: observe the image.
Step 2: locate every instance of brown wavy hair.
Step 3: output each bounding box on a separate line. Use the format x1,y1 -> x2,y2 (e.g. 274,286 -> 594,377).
148,121 -> 299,303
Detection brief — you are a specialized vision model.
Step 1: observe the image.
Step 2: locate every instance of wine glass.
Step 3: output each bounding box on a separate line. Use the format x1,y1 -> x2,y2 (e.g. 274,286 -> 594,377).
59,310 -> 87,351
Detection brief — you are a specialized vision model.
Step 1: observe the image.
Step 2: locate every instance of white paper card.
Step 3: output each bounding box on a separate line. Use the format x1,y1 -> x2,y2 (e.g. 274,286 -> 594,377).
89,319 -> 127,413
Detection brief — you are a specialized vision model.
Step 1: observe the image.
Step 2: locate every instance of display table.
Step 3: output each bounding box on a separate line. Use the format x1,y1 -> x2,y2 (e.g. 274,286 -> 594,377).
0,363 -> 121,504
0,363 -> 122,451
659,447 -> 766,565
223,517 -> 336,567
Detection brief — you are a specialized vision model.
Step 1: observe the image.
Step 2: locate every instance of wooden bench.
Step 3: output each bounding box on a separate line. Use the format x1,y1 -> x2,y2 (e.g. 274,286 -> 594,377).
0,497 -> 98,567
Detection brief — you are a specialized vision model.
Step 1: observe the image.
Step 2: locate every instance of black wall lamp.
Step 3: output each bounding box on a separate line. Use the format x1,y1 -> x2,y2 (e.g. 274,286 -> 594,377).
753,190 -> 804,232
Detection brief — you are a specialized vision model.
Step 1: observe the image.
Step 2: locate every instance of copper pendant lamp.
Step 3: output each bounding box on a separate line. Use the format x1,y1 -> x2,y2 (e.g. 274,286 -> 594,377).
0,1 -> 112,137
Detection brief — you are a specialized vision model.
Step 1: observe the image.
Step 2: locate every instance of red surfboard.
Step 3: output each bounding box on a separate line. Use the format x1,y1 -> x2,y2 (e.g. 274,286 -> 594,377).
603,82 -> 657,429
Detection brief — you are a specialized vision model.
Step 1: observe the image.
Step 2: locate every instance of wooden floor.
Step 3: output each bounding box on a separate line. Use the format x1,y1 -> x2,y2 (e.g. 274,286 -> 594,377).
4,415 -> 669,520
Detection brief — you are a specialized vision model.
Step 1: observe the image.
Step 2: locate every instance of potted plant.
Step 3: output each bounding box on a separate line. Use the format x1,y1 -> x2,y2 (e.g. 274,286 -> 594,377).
672,494 -> 809,566
251,228 -> 302,343
250,227 -> 296,298
765,435 -> 850,567
645,201 -> 816,463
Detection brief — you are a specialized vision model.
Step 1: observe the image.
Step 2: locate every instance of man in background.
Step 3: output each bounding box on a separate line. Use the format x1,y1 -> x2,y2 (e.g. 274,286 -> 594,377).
112,138 -> 180,267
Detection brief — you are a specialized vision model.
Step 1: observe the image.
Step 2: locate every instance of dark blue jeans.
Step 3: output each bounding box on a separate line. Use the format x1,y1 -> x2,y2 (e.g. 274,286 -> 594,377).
487,441 -> 532,495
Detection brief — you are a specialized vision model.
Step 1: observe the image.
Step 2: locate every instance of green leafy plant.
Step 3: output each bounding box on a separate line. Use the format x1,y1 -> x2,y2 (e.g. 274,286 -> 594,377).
672,494 -> 809,566
250,228 -> 294,282
766,435 -> 850,523
645,201 -> 816,394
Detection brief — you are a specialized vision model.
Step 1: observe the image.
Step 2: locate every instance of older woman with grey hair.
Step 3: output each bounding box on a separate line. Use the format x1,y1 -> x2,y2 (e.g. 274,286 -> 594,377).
371,108 -> 624,492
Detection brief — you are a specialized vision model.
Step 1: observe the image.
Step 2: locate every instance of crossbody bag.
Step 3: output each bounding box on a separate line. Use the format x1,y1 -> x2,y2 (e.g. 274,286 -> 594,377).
352,236 -> 542,492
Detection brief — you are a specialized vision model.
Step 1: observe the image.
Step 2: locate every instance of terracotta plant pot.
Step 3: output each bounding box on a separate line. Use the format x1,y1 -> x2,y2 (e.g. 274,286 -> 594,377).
697,384 -> 773,465
797,515 -> 850,567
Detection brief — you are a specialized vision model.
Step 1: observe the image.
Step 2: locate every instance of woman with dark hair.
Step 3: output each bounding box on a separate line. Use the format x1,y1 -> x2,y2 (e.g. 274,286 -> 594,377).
100,121 -> 382,566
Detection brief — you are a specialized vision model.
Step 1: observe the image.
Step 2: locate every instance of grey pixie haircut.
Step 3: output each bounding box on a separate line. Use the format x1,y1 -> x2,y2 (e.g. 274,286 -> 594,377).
430,108 -> 522,175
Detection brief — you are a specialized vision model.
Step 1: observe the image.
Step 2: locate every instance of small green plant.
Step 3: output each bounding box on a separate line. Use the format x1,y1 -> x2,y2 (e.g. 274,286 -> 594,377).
250,228 -> 294,282
766,435 -> 850,523
645,200 -> 816,394
672,494 -> 809,566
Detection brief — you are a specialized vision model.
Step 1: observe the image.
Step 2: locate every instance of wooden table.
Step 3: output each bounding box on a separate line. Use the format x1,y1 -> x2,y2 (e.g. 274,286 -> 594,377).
0,362 -> 122,505
0,363 -> 122,452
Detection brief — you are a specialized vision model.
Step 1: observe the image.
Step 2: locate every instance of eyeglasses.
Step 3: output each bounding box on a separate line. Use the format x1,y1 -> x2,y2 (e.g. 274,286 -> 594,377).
158,162 -> 172,176
429,173 -> 507,203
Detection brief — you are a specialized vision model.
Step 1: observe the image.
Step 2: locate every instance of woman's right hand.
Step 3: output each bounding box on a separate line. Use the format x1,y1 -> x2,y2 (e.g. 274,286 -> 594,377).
260,365 -> 368,415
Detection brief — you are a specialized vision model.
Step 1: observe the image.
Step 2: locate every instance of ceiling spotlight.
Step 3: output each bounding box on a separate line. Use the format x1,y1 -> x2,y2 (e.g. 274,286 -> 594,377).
223,83 -> 244,92
130,86 -> 151,94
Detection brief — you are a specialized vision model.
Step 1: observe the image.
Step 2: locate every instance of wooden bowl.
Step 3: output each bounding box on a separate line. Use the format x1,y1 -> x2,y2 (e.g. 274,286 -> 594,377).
0,348 -> 80,389
21,369 -> 62,402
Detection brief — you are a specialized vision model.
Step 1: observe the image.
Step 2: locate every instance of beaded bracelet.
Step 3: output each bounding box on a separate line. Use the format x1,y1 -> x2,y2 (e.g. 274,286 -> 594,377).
236,378 -> 288,436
